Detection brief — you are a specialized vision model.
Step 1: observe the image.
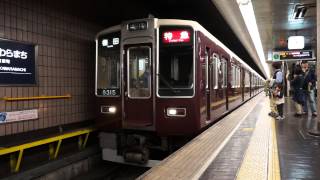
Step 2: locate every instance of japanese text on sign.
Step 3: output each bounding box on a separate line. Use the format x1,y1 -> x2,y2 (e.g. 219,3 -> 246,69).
162,30 -> 191,43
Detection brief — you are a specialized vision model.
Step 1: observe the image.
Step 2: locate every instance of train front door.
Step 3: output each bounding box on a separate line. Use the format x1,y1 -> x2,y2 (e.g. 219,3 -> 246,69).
123,45 -> 154,128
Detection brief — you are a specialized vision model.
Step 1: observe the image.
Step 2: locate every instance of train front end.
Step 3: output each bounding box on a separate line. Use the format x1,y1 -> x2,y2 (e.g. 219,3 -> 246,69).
95,18 -> 198,166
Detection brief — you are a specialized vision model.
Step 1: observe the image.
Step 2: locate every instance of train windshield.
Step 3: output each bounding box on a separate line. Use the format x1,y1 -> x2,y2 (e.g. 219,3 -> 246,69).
158,46 -> 194,97
96,32 -> 121,96
158,26 -> 194,97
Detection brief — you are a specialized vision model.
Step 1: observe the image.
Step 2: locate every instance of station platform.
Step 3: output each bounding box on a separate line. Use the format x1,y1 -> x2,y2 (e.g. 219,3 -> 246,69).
138,93 -> 320,180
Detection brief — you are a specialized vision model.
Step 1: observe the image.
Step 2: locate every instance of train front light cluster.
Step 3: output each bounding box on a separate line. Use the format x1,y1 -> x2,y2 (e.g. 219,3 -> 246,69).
101,106 -> 117,114
166,108 -> 186,117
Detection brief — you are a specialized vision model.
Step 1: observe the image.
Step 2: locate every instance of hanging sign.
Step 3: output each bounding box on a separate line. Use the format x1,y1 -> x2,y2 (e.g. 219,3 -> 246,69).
272,50 -> 314,61
0,39 -> 36,85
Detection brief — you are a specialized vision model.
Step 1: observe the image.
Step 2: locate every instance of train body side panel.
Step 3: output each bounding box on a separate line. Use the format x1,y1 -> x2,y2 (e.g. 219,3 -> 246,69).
196,32 -> 228,129
156,98 -> 199,136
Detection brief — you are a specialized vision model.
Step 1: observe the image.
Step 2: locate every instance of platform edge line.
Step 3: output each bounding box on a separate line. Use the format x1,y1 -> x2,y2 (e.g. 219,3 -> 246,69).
190,95 -> 263,180
269,118 -> 281,180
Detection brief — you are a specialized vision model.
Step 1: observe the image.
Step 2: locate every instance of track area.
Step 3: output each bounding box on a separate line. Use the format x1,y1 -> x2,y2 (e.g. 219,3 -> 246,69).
73,162 -> 149,180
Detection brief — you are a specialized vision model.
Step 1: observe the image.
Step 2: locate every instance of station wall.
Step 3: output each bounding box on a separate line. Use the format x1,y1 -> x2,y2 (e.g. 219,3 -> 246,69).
0,0 -> 101,136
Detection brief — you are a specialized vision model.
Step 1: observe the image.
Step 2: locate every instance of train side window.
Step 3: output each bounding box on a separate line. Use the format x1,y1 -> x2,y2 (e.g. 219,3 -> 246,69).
235,67 -> 238,88
205,48 -> 209,89
237,67 -> 241,87
231,64 -> 235,88
221,58 -> 227,88
212,53 -> 219,89
245,70 -> 250,87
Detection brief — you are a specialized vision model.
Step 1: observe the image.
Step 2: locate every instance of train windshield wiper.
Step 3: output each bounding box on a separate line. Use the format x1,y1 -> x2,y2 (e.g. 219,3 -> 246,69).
157,73 -> 176,93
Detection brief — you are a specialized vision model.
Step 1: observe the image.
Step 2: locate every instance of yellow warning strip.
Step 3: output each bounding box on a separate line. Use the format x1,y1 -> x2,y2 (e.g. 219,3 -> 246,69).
236,98 -> 281,180
268,119 -> 281,180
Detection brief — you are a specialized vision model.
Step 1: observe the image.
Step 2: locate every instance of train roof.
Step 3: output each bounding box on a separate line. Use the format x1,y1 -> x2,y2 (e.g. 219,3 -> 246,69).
95,18 -> 264,80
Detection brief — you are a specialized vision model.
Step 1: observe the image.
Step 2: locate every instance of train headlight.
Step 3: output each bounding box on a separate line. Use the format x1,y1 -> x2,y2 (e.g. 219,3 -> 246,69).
166,108 -> 186,117
101,106 -> 117,114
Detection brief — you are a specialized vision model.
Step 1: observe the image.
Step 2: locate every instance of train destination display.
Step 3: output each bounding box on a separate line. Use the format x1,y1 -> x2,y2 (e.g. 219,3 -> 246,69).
0,39 -> 36,85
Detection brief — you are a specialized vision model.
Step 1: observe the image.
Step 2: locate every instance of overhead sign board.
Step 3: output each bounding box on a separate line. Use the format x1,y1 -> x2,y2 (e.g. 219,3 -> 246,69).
272,50 -> 314,61
0,39 -> 36,85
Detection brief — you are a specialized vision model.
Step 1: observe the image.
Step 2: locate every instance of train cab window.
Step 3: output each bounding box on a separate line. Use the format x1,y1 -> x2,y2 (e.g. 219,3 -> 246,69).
96,32 -> 121,96
158,44 -> 194,97
127,46 -> 151,98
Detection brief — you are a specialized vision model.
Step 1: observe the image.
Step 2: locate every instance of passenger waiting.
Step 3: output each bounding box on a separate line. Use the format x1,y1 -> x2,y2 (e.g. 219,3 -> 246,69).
291,65 -> 305,116
269,62 -> 283,117
301,61 -> 317,116
274,84 -> 285,120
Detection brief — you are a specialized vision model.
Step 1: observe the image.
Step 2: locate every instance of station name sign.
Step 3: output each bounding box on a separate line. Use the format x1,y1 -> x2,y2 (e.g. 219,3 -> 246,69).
272,50 -> 314,61
0,39 -> 36,85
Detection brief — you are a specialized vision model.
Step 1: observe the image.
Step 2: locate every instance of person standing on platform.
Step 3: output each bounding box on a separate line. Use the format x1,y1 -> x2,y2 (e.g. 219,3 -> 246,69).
291,65 -> 305,116
301,61 -> 317,116
269,62 -> 283,117
274,84 -> 285,120
264,79 -> 270,96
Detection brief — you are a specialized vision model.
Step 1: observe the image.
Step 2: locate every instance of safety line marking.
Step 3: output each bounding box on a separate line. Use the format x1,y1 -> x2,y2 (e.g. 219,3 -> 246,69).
236,98 -> 281,180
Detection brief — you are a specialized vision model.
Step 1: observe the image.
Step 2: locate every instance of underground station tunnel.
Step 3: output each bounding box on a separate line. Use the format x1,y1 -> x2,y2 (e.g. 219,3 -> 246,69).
0,0 -> 319,179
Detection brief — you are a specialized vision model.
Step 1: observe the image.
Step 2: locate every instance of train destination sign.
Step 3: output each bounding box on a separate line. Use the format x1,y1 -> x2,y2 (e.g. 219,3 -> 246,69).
272,50 -> 313,61
162,30 -> 191,44
0,39 -> 36,85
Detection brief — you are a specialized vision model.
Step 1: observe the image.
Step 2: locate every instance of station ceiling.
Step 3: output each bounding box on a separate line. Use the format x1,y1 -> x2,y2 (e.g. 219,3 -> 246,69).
58,0 -> 317,79
253,0 -> 316,51
57,0 -> 265,77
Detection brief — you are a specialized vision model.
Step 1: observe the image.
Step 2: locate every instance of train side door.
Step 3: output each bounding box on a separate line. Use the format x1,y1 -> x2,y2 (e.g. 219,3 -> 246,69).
123,45 -> 154,128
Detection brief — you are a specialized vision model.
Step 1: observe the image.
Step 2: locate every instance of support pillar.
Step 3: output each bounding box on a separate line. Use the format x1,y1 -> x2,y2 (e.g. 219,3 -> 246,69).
309,0 -> 320,136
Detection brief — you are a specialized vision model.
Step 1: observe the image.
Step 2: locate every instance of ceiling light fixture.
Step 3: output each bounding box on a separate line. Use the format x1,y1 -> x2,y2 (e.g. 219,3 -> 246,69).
236,0 -> 270,78
288,36 -> 305,49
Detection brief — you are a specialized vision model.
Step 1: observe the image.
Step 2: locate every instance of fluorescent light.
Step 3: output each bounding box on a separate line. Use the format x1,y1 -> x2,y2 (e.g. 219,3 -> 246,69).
236,0 -> 270,78
288,36 -> 305,49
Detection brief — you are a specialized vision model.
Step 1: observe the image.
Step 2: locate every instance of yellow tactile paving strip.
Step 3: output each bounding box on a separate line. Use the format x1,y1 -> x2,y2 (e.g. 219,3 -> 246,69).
236,98 -> 281,180
137,94 -> 264,180
268,119 -> 281,180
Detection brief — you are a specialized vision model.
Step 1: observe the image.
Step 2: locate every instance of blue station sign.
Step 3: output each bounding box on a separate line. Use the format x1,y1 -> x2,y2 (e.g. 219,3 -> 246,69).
0,39 -> 36,85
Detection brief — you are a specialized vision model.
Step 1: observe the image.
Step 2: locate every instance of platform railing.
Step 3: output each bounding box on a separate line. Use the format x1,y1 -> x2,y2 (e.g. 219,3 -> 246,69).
0,127 -> 95,173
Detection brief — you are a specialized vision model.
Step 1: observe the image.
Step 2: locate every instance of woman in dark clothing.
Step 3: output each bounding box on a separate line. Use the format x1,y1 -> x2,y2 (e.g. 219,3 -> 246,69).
291,66 -> 305,116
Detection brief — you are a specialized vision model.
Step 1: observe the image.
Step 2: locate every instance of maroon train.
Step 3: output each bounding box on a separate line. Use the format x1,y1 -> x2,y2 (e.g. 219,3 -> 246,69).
95,18 -> 264,166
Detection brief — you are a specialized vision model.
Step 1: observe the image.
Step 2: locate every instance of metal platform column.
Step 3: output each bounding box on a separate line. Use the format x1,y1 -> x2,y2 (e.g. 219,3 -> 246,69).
310,0 -> 320,136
